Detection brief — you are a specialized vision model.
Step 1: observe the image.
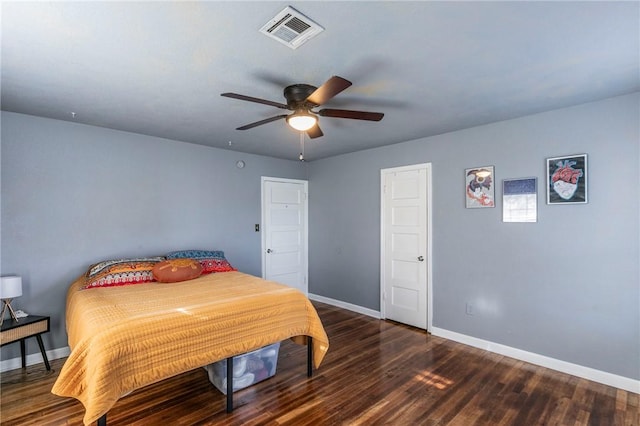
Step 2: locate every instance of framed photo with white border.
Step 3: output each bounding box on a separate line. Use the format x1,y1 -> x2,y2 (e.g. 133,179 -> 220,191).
503,177 -> 537,222
465,166 -> 495,208
546,154 -> 587,204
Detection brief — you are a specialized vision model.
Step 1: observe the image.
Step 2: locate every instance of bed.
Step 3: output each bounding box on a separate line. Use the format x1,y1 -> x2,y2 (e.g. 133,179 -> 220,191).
51,264 -> 329,426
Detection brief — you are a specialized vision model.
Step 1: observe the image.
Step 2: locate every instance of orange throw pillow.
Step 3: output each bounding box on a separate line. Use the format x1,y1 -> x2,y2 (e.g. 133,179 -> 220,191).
153,259 -> 203,283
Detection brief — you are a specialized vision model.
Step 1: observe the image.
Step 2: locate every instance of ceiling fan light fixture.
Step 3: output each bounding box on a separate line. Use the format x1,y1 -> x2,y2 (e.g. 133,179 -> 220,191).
286,111 -> 317,131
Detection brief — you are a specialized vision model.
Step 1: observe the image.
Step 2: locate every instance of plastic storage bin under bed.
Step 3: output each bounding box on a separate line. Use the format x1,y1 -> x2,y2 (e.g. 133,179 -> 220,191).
205,342 -> 280,395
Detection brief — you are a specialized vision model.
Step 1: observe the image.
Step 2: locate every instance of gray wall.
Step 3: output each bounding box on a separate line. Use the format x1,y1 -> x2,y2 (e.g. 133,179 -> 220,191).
307,93 -> 639,380
2,94 -> 639,381
0,111 -> 306,359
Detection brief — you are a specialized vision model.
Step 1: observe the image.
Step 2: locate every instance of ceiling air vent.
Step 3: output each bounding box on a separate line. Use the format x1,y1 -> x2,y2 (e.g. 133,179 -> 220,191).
260,6 -> 324,50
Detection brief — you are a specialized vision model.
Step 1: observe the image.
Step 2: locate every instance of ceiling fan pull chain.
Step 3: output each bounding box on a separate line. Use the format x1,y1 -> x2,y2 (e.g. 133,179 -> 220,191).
299,132 -> 305,161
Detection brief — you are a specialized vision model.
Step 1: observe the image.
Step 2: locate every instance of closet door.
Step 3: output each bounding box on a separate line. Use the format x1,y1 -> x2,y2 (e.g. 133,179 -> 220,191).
261,177 -> 308,295
381,164 -> 431,330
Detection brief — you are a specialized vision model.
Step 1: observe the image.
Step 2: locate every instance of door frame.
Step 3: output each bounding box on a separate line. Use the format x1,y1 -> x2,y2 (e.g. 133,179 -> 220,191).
379,163 -> 433,332
260,176 -> 309,290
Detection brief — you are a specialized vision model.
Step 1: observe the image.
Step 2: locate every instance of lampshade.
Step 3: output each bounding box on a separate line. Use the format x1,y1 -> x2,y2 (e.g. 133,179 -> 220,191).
286,112 -> 317,131
0,276 -> 23,299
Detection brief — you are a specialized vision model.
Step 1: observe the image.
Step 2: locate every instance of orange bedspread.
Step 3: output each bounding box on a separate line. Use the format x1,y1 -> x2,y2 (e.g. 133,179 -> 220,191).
51,271 -> 329,425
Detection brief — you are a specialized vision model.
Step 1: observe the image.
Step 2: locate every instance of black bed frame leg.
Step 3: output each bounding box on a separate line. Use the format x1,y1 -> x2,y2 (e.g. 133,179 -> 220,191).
97,414 -> 107,426
307,336 -> 313,377
226,356 -> 234,412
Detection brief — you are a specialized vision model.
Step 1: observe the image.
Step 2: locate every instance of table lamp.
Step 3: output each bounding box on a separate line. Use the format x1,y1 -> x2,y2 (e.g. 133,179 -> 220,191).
0,276 -> 23,326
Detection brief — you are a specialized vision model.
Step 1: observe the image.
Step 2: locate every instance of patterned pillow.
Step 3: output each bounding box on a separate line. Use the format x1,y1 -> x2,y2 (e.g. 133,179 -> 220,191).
84,257 -> 165,289
166,250 -> 225,260
199,258 -> 236,274
153,259 -> 203,283
87,257 -> 166,278
166,250 -> 235,274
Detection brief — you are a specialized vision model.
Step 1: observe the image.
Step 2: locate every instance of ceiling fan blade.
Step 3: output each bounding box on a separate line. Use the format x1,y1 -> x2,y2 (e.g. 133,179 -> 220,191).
306,124 -> 323,139
318,108 -> 384,121
221,93 -> 289,110
236,114 -> 288,130
306,76 -> 352,106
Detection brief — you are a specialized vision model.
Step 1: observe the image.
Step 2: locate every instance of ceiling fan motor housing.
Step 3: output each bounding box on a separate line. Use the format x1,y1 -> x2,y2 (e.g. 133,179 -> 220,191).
284,84 -> 318,109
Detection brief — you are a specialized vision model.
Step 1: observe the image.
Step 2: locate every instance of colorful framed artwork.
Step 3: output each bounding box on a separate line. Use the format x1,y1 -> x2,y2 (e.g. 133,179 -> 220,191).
465,166 -> 495,208
546,154 -> 588,204
503,178 -> 537,222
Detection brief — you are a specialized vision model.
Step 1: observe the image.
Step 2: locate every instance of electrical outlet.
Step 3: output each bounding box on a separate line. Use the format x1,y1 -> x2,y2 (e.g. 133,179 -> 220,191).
466,302 -> 474,315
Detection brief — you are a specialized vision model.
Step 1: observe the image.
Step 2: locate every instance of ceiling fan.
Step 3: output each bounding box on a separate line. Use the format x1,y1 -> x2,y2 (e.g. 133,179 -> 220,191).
221,76 -> 384,138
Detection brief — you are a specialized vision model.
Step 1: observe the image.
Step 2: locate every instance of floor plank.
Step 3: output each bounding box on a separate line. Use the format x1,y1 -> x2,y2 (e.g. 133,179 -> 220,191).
1,302 -> 637,425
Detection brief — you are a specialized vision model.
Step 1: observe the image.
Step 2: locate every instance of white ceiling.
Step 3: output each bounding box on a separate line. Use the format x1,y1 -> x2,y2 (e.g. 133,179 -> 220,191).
2,1 -> 638,161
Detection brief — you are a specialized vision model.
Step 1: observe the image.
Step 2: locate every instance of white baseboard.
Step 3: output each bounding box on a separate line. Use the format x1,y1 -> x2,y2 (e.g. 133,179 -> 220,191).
307,294 -> 639,394
309,293 -> 381,319
431,327 -> 640,394
1,346 -> 70,373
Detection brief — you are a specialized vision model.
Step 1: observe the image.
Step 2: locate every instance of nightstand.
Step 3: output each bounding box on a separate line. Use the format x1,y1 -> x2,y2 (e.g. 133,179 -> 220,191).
0,315 -> 51,371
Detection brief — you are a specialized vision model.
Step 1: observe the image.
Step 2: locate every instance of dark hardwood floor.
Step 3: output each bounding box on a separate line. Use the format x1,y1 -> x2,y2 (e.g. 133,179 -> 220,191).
1,302 -> 637,425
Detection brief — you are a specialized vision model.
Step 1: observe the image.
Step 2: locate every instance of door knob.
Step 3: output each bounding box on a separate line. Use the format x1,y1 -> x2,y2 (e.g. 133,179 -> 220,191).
267,249 -> 273,253
418,256 -> 424,262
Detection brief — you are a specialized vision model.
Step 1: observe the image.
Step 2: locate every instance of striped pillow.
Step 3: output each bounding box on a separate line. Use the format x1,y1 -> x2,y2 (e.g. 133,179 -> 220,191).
84,257 -> 165,289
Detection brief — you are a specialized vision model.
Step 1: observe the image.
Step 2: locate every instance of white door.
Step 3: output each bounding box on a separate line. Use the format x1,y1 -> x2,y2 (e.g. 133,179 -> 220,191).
261,177 -> 308,295
381,164 -> 431,330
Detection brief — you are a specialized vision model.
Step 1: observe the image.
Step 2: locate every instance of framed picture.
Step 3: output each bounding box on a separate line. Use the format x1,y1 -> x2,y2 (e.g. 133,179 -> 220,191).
503,178 -> 537,222
546,154 -> 588,204
465,166 -> 495,208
